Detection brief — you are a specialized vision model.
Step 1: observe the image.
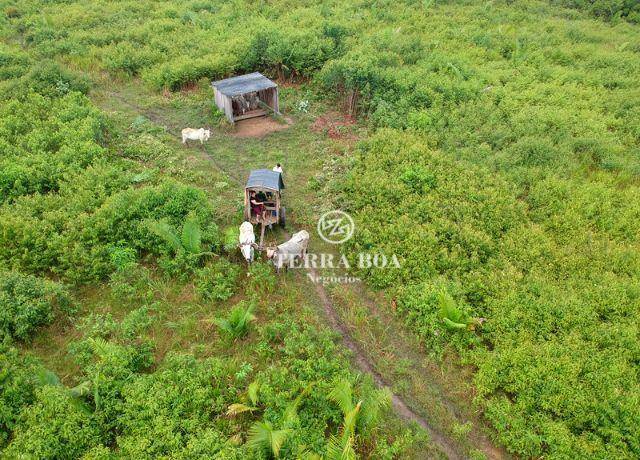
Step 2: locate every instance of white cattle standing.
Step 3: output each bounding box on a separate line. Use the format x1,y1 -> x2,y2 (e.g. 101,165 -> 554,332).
181,128 -> 211,145
238,221 -> 257,264
266,230 -> 309,273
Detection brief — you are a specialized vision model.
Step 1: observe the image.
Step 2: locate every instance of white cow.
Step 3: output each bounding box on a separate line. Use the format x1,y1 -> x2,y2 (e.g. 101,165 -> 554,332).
181,128 -> 211,145
266,230 -> 309,273
238,221 -> 257,264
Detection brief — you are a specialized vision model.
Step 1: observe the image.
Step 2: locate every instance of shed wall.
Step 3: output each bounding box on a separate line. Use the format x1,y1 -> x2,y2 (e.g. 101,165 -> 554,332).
214,88 -> 234,123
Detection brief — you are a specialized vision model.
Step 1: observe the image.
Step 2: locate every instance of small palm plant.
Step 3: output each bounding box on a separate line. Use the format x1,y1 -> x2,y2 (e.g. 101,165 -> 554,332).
226,380 -> 261,416
147,213 -> 210,256
325,379 -> 391,459
247,421 -> 292,459
438,289 -> 469,330
213,302 -> 255,339
244,384 -> 313,458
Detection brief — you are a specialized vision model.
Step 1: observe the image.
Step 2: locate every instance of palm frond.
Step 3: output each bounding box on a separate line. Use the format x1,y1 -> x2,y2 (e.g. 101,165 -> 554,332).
297,450 -> 322,460
328,379 -> 354,416
438,289 -> 468,330
358,387 -> 391,434
35,369 -> 61,387
181,214 -> 202,254
325,433 -> 357,460
69,380 -> 91,399
284,384 -> 313,423
226,403 -> 257,417
86,337 -> 115,359
248,380 -> 260,406
443,317 -> 467,330
247,421 -> 291,459
214,303 -> 256,339
213,317 -> 233,335
342,401 -> 361,436
148,219 -> 182,252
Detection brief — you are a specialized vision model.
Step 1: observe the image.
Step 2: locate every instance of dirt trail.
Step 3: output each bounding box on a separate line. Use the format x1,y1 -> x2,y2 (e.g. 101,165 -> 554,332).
98,90 -> 502,459
306,266 -> 462,460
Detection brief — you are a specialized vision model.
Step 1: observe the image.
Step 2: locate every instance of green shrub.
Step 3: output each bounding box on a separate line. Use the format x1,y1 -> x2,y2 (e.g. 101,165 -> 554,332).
142,53 -> 237,91
0,272 -> 73,341
70,338 -> 154,438
241,26 -> 335,78
550,0 -> 640,23
116,353 -> 238,457
247,261 -> 277,294
195,260 -> 239,301
20,61 -> 90,97
3,385 -> 102,459
340,128 -> 640,458
0,46 -> 30,82
0,92 -> 105,203
102,43 -> 162,76
0,345 -> 45,447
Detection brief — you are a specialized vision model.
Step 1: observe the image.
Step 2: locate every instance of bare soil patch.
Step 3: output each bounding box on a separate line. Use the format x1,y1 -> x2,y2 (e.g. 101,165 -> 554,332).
232,116 -> 293,138
311,111 -> 357,140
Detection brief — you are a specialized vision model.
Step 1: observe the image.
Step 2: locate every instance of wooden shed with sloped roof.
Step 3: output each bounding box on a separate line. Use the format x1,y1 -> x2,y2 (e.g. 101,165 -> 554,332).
211,72 -> 280,123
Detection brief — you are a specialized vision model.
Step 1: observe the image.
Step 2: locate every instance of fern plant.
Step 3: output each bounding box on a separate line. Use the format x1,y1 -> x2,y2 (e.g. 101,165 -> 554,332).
213,302 -> 255,339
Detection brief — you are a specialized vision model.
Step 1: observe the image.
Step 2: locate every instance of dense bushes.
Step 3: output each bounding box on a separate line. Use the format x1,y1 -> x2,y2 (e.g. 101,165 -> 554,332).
3,385 -> 103,459
0,92 -> 104,203
2,0 -> 640,457
0,176 -> 219,281
0,345 -> 45,447
339,130 -> 640,459
0,95 -> 220,281
319,15 -> 640,457
0,272 -> 73,341
550,0 -> 640,22
142,53 -> 238,91
1,306 -> 394,458
241,24 -> 338,79
115,354 -> 241,458
4,1 -> 349,91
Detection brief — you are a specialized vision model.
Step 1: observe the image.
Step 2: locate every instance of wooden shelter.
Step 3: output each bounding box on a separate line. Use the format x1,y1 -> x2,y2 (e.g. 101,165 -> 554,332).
212,72 -> 279,123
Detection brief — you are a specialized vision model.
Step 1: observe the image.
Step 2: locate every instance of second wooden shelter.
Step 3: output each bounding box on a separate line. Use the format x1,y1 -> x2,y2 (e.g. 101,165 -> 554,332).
212,72 -> 280,123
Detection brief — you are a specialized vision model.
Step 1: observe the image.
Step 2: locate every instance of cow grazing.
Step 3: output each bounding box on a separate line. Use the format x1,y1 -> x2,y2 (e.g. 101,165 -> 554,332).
181,128 -> 211,145
238,221 -> 257,264
266,230 -> 309,273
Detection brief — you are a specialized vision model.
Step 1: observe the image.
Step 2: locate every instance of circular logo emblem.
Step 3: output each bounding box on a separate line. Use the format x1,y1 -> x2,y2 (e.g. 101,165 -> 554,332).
317,210 -> 355,244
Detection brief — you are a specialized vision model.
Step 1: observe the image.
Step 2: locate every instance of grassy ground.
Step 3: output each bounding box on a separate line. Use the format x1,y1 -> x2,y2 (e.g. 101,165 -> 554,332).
4,0 -> 639,457
49,75 -> 507,459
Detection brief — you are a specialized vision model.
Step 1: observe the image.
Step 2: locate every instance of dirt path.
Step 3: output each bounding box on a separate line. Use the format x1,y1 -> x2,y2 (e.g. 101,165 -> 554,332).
97,89 -> 503,460
306,266 -> 462,460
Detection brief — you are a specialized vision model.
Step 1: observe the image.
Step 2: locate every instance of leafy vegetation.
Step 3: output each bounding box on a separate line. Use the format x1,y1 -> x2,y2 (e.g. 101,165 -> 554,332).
551,0 -> 640,22
341,129 -> 640,458
1,0 -> 639,458
0,22 -> 413,458
0,271 -> 73,341
213,301 -> 256,339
